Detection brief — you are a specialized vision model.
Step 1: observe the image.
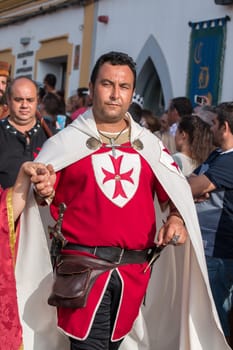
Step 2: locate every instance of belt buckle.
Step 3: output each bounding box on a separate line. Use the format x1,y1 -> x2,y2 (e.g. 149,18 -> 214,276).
115,248 -> 125,264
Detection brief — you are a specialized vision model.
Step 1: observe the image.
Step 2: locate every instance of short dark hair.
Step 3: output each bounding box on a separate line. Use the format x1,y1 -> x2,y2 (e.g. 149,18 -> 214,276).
128,102 -> 142,124
90,51 -> 136,89
215,102 -> 233,134
42,92 -> 62,116
169,97 -> 193,117
44,73 -> 57,88
178,114 -> 213,165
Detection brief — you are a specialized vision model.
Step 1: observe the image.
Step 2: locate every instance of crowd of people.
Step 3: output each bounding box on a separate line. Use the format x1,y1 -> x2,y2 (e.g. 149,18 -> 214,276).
0,52 -> 232,350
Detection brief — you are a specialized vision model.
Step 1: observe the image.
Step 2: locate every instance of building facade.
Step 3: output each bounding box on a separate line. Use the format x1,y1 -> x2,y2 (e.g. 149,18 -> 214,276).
0,0 -> 233,112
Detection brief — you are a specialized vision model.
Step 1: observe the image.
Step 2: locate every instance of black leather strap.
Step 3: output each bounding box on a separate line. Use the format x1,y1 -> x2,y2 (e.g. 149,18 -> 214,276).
63,243 -> 153,264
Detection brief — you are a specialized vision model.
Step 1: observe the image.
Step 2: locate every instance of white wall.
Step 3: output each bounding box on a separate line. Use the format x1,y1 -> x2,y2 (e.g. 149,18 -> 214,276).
0,6 -> 84,96
94,0 -> 233,105
0,0 -> 233,103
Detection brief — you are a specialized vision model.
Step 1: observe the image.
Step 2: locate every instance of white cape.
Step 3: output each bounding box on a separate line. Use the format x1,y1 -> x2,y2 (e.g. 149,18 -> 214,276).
16,109 -> 230,350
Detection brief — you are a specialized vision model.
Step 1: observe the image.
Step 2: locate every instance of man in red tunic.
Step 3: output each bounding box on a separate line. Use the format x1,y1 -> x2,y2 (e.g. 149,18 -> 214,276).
13,52 -> 229,350
32,51 -> 187,349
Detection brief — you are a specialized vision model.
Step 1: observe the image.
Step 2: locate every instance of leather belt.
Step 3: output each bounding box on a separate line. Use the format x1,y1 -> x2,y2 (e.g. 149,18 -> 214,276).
63,243 -> 154,264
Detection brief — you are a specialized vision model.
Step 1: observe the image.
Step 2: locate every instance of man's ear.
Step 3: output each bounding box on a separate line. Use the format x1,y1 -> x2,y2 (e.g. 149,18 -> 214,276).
6,95 -> 10,105
223,121 -> 229,133
88,82 -> 93,100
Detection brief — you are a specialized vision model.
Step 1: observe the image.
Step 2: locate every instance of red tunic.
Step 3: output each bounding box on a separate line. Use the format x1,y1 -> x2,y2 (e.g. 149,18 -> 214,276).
0,188 -> 23,349
50,142 -> 169,340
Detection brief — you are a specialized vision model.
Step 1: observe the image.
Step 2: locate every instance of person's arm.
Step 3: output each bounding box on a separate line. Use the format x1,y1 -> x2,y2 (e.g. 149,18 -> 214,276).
12,162 -> 55,221
157,201 -> 187,246
32,164 -> 56,205
187,173 -> 216,198
12,162 -> 32,221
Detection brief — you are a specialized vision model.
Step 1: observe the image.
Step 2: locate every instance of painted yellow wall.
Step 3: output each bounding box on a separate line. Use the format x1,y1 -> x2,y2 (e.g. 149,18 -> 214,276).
79,2 -> 95,86
35,35 -> 73,99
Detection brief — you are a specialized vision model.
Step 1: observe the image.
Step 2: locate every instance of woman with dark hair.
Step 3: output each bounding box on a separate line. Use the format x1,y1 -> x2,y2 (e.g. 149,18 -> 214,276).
39,92 -> 68,130
70,87 -> 91,121
173,114 -> 214,176
140,108 -> 161,133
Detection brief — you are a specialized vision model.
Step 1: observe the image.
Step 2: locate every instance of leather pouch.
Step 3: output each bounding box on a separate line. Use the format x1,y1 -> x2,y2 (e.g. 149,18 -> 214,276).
48,254 -> 116,308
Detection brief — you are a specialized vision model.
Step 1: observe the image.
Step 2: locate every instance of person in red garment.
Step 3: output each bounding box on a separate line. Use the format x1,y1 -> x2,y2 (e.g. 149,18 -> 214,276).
11,52 -> 230,350
29,51 -> 229,350
34,51 -> 186,350
0,161 -> 54,349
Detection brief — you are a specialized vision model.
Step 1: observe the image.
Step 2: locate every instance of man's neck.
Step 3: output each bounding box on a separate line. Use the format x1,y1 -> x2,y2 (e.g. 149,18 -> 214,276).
220,135 -> 233,152
8,116 -> 36,133
95,116 -> 129,133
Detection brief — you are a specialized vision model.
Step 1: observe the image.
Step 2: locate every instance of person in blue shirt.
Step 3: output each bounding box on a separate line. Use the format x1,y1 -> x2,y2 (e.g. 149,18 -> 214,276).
188,102 -> 233,346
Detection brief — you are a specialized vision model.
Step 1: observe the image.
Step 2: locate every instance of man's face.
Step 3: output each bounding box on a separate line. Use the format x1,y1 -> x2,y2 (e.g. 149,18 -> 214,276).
160,113 -> 169,132
89,62 -> 134,124
8,78 -> 38,126
210,114 -> 224,147
167,102 -> 179,126
0,75 -> 7,98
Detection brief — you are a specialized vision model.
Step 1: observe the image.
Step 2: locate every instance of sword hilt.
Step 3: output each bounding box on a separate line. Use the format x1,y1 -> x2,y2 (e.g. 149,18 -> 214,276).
56,202 -> 67,235
48,202 -> 67,247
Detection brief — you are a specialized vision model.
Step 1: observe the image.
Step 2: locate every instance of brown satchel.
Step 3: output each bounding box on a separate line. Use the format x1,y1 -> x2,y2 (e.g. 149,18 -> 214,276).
48,254 -> 118,309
